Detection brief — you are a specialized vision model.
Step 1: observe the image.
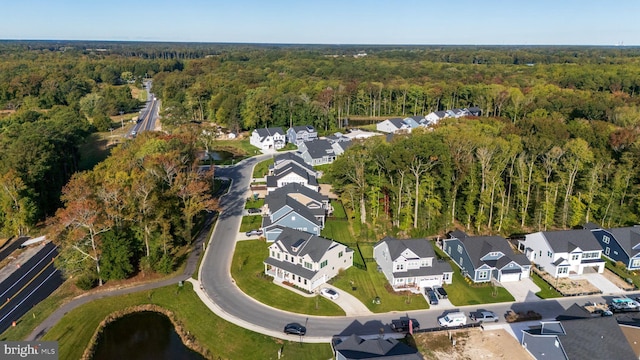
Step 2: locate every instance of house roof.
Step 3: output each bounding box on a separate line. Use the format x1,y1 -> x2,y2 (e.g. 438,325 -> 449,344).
332,334 -> 422,360
264,256 -> 316,279
560,317 -> 636,359
601,227 -> 640,256
274,152 -> 309,167
386,118 -> 406,129
290,125 -> 316,133
301,139 -> 335,160
264,196 -> 321,228
448,229 -> 469,239
255,127 -> 285,139
273,227 -> 342,262
454,235 -> 530,270
266,162 -> 318,188
540,230 -> 602,253
268,182 -> 328,204
376,237 -> 435,260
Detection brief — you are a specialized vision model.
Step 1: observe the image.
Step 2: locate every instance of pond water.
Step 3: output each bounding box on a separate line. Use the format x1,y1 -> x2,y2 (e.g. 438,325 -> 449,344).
209,150 -> 236,161
92,311 -> 205,360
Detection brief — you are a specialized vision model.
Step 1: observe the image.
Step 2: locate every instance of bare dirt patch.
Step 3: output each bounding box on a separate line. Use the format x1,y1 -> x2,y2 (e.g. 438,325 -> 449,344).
602,268 -> 635,290
415,328 -> 531,360
532,267 -> 600,295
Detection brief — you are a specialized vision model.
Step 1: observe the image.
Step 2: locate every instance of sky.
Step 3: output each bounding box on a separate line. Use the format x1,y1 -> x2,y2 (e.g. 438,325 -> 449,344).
2,0 -> 639,45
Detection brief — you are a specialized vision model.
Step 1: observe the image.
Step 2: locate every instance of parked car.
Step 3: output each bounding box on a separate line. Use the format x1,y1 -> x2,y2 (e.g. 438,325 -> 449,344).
391,318 -> 420,332
438,312 -> 467,327
284,322 -> 306,336
245,229 -> 263,236
469,310 -> 499,323
609,297 -> 640,312
246,208 -> 262,214
425,287 -> 439,305
320,288 -> 339,300
434,286 -> 448,299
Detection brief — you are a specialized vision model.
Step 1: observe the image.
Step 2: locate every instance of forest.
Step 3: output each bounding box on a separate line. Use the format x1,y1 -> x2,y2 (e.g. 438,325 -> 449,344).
2,41 -> 640,285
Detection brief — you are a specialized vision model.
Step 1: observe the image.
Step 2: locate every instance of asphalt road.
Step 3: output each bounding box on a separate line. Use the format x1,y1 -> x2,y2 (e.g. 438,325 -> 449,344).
200,156 -> 640,338
0,237 -> 27,262
0,242 -> 63,334
130,80 -> 159,137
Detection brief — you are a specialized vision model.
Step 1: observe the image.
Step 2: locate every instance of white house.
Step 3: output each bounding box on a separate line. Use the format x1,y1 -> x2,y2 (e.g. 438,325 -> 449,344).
264,227 -> 353,291
373,237 -> 453,293
425,111 -> 449,125
518,229 -> 605,278
250,127 -> 286,152
266,162 -> 319,193
376,118 -> 411,134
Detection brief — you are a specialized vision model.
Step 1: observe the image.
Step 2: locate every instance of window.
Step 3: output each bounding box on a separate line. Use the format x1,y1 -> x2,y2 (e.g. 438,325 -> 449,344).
271,250 -> 275,257
460,258 -> 463,266
457,245 -> 463,253
547,251 -> 552,258
582,252 -> 599,259
603,235 -> 610,244
478,271 -> 489,280
304,262 -> 312,269
338,251 -> 343,258
285,255 -> 289,261
605,247 -> 610,256
558,267 -> 568,275
277,253 -> 280,259
320,260 -> 328,268
395,263 -> 404,271
571,254 -> 579,261
631,259 -> 640,268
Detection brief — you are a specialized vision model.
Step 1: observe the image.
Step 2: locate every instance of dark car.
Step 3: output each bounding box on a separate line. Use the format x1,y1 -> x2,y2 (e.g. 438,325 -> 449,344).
425,287 -> 439,305
391,318 -> 420,332
247,208 -> 262,214
434,286 -> 448,299
284,322 -> 306,336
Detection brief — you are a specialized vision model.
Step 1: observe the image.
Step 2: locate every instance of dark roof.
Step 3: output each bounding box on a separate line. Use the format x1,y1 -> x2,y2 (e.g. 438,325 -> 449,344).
266,162 -> 318,188
274,152 -> 308,167
448,229 -> 468,239
268,183 -> 328,205
264,195 -> 321,228
255,127 -> 285,139
541,230 -> 602,253
302,139 -> 335,160
273,227 -> 339,262
602,227 -> 640,256
376,237 -> 435,260
264,256 -> 316,279
560,317 -> 636,360
453,235 -> 530,269
410,115 -> 425,122
290,125 -> 316,133
332,334 -> 422,360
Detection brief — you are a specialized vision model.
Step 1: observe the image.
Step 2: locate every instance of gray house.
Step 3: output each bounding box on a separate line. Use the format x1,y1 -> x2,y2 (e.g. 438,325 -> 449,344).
264,227 -> 353,291
262,193 -> 323,242
287,125 -> 318,146
521,317 -> 636,360
373,237 -> 453,293
443,231 -> 531,283
267,183 -> 330,217
297,139 -> 337,166
332,334 -> 423,360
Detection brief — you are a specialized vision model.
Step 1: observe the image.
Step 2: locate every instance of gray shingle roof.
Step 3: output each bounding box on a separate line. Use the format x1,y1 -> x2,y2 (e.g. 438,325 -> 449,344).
264,257 -> 316,279
301,139 -> 335,160
374,237 -> 452,277
266,162 -> 318,188
388,118 -> 406,129
275,227 -> 337,262
561,317 -> 636,360
255,127 -> 285,139
541,230 -> 601,253
332,334 -> 422,360
602,227 -> 640,256
264,195 -> 321,228
268,183 -> 328,206
457,235 -> 530,269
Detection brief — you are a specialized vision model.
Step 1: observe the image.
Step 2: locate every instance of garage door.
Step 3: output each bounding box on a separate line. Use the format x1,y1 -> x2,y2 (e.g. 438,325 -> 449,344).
419,278 -> 440,288
499,271 -> 521,282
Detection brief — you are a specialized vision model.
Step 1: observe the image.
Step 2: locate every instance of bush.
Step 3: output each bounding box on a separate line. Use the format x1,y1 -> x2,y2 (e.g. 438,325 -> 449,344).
76,274 -> 98,290
153,254 -> 175,274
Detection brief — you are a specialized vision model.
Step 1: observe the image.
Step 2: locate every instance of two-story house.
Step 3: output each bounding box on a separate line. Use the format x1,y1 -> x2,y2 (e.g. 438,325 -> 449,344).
373,237 -> 453,293
518,229 -> 605,278
425,111 -> 449,125
287,125 -> 318,147
297,139 -> 337,166
266,162 -> 320,193
584,223 -> 640,270
442,231 -> 531,283
264,227 -> 353,291
262,194 -> 323,242
250,127 -> 286,152
269,152 -> 317,177
376,118 -> 411,134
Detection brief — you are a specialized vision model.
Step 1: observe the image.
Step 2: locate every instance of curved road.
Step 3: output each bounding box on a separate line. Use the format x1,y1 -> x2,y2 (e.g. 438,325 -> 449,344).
199,156 -> 638,341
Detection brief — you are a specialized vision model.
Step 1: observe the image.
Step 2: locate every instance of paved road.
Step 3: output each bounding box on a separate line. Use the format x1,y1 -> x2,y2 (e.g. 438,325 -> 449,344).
0,237 -> 27,262
0,242 -> 64,334
130,80 -> 159,137
199,156 -> 640,340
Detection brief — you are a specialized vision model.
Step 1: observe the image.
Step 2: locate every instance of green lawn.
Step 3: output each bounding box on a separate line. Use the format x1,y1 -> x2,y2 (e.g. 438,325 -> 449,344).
432,246 -> 515,306
252,158 -> 274,178
240,215 -> 262,232
232,240 -> 345,316
245,198 -> 265,209
213,138 -> 260,156
38,282 -> 332,360
530,271 -> 562,299
321,220 -> 352,243
330,201 -> 347,219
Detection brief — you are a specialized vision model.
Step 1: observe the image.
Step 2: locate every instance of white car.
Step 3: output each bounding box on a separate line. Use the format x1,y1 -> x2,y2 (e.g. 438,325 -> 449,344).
320,288 -> 339,300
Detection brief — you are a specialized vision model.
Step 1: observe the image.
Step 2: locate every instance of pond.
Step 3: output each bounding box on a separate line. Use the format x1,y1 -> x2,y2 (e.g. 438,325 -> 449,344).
208,150 -> 240,161
92,311 -> 205,360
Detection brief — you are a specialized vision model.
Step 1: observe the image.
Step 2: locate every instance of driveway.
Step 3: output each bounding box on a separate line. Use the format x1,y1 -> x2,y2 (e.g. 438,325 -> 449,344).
500,278 -> 541,302
320,284 -> 372,316
573,273 -> 623,295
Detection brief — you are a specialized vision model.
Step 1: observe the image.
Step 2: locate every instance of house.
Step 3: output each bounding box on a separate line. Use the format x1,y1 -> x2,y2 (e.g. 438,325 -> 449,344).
584,223 -> 640,270
442,231 -> 531,283
267,183 -> 330,217
341,129 -> 381,141
518,230 -> 605,278
262,193 -> 323,241
373,237 -> 453,293
332,334 -> 423,360
298,139 -> 337,166
425,111 -> 448,125
376,118 -> 411,134
269,152 -> 317,177
331,140 -> 352,157
264,227 -> 353,291
466,106 -> 482,116
521,317 -> 636,360
266,161 -> 319,193
250,127 -> 286,151
446,108 -> 470,118
287,125 -> 318,146
402,116 -> 421,130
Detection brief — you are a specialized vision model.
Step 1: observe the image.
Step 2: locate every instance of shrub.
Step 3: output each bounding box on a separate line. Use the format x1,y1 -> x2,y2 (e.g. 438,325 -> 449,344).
76,273 -> 98,290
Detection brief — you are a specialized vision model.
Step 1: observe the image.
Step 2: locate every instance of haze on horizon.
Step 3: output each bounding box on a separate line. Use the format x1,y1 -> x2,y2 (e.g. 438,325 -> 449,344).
2,0 -> 639,46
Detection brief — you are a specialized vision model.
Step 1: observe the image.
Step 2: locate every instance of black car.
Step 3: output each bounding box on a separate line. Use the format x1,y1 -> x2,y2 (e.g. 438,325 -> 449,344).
434,286 -> 448,299
391,318 -> 420,332
284,322 -> 306,336
246,208 -> 262,214
425,287 -> 439,305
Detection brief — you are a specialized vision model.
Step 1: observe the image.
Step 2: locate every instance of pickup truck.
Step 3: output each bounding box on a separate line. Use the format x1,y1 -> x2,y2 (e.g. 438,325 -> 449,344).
469,310 -> 499,323
390,318 -> 420,332
609,297 -> 640,312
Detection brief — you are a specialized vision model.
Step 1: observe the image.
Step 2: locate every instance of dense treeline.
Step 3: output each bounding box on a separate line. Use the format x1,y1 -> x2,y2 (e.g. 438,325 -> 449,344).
327,116 -> 640,237
51,130 -> 217,288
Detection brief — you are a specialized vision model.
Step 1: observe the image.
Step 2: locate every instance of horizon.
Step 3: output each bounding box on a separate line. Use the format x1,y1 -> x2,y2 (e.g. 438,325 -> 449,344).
2,1 -> 639,46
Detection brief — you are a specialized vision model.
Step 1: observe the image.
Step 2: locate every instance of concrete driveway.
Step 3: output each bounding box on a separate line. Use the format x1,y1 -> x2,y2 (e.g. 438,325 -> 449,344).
500,278 -> 542,302
573,273 -> 623,295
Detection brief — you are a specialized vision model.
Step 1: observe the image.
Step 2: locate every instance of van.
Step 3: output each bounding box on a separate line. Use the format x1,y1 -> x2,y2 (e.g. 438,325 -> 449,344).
438,311 -> 467,327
